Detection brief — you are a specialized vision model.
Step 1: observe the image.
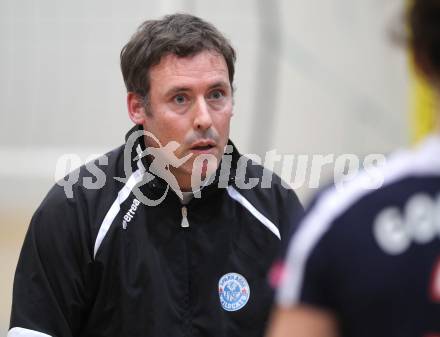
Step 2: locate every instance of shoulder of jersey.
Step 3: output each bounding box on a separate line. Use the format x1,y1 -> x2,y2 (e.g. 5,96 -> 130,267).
307,135 -> 440,225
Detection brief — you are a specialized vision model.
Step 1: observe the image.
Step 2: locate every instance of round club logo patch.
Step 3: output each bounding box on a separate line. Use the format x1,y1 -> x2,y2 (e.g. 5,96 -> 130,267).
218,272 -> 250,311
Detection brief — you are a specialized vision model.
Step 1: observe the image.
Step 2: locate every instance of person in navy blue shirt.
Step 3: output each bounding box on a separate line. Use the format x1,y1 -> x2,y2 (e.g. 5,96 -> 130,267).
267,1 -> 440,336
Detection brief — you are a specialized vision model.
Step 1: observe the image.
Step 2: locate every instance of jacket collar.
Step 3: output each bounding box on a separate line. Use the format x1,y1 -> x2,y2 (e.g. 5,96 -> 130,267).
123,125 -> 240,199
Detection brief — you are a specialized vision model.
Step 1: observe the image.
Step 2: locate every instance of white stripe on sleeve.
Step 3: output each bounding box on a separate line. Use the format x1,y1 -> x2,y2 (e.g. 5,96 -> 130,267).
8,327 -> 52,337
227,186 -> 281,240
93,168 -> 145,258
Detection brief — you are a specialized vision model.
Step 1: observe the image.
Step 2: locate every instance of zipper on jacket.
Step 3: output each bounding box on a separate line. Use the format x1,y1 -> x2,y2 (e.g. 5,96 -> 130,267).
180,205 -> 193,336
181,206 -> 190,228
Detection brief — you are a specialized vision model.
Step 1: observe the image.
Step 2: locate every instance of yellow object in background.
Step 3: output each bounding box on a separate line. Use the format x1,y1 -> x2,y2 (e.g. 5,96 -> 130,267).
409,59 -> 437,144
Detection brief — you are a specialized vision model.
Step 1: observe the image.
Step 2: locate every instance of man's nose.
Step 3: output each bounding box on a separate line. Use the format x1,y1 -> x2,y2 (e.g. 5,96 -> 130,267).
193,97 -> 213,131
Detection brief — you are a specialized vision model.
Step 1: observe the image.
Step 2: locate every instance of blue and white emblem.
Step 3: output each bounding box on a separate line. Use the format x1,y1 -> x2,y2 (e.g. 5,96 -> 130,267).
218,272 -> 250,311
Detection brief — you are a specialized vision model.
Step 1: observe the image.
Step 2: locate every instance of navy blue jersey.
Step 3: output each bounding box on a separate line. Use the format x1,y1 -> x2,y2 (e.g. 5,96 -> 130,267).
277,135 -> 440,337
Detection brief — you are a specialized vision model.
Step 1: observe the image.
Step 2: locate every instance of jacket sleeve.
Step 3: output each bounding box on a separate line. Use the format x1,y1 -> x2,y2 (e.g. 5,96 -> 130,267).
8,185 -> 95,337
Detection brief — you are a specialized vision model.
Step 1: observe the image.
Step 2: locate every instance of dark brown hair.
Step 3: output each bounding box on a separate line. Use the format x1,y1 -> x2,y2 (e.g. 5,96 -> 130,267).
409,0 -> 440,79
120,13 -> 236,99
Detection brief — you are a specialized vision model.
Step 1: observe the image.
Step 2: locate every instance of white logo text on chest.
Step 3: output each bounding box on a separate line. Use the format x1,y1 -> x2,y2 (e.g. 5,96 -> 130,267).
122,198 -> 141,229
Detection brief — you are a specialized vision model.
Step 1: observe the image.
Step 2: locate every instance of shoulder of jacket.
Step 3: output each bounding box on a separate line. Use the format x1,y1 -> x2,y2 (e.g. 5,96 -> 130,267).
37,145 -> 126,218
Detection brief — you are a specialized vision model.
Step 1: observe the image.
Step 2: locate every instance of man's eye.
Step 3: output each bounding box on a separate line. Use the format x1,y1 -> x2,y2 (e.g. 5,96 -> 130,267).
209,90 -> 224,100
174,95 -> 187,104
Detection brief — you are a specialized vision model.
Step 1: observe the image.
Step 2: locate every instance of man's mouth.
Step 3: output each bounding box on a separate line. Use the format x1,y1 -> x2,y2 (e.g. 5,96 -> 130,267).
190,140 -> 216,151
191,144 -> 215,151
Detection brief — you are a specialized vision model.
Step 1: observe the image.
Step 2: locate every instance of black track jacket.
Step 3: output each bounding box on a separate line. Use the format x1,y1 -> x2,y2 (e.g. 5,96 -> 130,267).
9,126 -> 303,337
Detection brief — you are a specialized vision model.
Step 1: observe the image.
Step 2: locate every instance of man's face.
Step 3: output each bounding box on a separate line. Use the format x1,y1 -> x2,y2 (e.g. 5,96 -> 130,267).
141,50 -> 233,190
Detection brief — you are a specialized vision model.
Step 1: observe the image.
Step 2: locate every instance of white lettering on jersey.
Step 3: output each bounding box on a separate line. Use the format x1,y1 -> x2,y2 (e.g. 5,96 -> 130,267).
373,193 -> 440,255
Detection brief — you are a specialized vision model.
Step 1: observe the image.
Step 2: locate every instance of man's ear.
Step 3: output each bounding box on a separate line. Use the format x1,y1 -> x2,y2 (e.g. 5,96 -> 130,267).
127,92 -> 148,125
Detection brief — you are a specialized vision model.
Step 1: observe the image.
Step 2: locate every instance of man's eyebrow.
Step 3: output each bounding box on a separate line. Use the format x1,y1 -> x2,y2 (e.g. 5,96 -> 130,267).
208,81 -> 230,90
164,86 -> 191,97
164,81 -> 231,97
